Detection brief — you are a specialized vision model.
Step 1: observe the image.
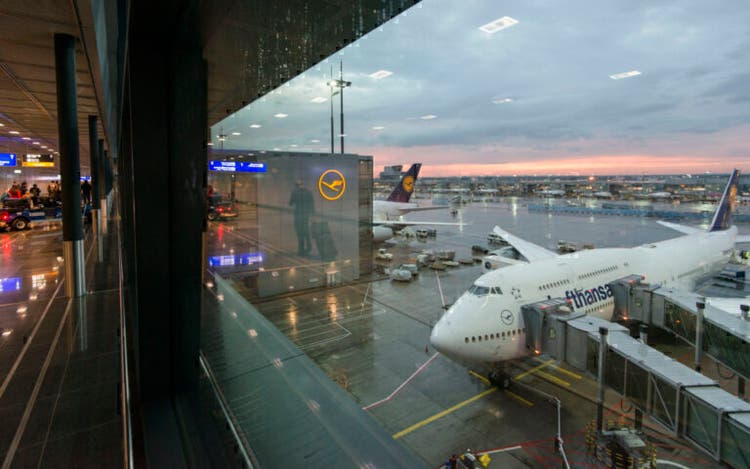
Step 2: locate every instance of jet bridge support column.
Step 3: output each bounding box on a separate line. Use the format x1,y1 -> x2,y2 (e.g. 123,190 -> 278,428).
639,324 -> 648,344
596,327 -> 609,433
695,299 -> 705,372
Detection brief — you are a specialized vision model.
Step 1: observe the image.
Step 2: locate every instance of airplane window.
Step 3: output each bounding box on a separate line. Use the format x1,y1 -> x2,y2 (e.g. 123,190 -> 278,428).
465,338 -> 469,343
469,285 -> 490,296
484,335 -> 489,341
512,330 -> 516,336
471,336 -> 476,342
490,334 -> 494,339
501,332 -> 505,338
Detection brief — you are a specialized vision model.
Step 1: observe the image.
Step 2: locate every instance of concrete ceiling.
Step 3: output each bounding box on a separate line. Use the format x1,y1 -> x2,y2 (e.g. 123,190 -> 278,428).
0,0 -> 105,173
0,0 -> 420,174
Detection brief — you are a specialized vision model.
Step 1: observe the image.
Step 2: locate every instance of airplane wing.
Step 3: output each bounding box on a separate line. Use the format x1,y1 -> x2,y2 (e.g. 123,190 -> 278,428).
396,205 -> 449,215
491,225 -> 557,262
736,235 -> 750,243
373,219 -> 467,227
657,220 -> 702,235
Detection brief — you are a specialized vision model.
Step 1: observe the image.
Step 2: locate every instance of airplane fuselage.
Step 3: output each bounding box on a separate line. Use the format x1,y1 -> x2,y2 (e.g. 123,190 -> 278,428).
430,227 -> 737,363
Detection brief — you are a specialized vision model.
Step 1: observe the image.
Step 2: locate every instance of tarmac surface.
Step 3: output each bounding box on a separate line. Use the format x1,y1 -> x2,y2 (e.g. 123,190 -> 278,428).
209,198 -> 750,468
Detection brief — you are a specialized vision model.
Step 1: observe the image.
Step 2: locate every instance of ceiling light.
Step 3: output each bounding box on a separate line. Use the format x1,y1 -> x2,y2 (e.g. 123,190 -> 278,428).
369,70 -> 393,80
32,142 -> 40,145
420,115 -> 437,120
479,16 -> 519,34
338,133 -> 347,137
274,113 -> 288,118
290,144 -> 298,147
372,126 -> 385,130
21,137 -> 30,140
311,139 -> 320,143
9,130 -> 19,135
41,146 -> 48,149
231,132 -> 241,136
273,147 -> 282,151
492,98 -> 513,104
0,123 -> 4,127
207,142 -> 213,146
310,97 -> 327,103
609,70 -> 641,80
250,124 -> 262,128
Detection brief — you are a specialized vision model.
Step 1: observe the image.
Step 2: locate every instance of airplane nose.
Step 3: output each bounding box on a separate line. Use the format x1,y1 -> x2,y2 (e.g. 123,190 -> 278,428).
430,322 -> 454,355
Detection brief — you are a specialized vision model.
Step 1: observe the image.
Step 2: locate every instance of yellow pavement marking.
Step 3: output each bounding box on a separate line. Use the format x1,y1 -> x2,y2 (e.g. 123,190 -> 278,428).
536,370 -> 571,387
550,364 -> 582,380
513,359 -> 554,381
533,357 -> 582,380
392,388 -> 497,439
504,390 -> 534,407
468,370 -> 491,386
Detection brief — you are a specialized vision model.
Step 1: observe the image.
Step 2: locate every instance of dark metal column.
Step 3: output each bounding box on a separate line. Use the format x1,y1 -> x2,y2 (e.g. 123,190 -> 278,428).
596,327 -> 608,432
54,33 -> 85,297
98,138 -> 108,233
88,115 -> 100,234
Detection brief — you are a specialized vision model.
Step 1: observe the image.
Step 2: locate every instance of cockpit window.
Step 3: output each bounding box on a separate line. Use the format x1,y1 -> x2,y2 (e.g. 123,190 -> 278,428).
468,285 -> 490,296
490,287 -> 502,295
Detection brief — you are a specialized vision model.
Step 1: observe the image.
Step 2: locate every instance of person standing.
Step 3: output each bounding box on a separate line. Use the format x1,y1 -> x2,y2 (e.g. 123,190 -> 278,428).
289,179 -> 314,256
81,179 -> 92,205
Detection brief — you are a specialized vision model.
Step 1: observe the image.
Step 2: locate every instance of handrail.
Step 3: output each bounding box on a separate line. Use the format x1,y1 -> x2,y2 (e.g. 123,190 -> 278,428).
116,196 -> 134,469
199,351 -> 257,468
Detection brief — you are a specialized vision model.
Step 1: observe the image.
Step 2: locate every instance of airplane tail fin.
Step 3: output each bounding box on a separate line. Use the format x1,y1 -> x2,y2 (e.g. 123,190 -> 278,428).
708,169 -> 740,232
386,163 -> 421,203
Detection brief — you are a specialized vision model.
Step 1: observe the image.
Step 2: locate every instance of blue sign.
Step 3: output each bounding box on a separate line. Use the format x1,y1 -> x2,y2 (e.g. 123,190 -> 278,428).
208,253 -> 264,267
0,153 -> 17,167
0,277 -> 21,293
209,160 -> 266,173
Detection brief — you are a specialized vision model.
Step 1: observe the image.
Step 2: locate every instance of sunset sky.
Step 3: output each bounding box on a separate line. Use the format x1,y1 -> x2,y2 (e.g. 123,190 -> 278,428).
213,0 -> 750,177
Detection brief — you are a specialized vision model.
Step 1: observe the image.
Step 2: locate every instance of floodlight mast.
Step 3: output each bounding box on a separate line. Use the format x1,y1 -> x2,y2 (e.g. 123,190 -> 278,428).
327,60 -> 351,154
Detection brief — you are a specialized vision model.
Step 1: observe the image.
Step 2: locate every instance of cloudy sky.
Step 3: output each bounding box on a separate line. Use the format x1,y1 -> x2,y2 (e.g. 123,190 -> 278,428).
212,0 -> 750,176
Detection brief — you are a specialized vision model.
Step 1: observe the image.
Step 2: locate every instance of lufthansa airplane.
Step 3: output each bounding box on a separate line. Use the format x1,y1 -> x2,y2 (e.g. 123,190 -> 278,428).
372,163 -> 458,242
430,169 -> 748,364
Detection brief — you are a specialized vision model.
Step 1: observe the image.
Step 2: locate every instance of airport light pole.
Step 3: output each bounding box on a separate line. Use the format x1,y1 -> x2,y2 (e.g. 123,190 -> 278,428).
327,61 -> 351,154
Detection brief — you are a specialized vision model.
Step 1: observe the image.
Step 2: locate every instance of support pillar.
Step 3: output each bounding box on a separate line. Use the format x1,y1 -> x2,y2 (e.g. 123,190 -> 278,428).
634,408 -> 643,430
695,299 -> 705,372
88,115 -> 102,260
639,323 -> 648,344
596,327 -> 609,433
98,138 -> 108,233
54,33 -> 85,297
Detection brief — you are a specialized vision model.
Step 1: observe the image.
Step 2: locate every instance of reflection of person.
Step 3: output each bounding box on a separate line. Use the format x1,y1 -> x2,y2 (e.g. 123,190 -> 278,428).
289,179 -> 314,255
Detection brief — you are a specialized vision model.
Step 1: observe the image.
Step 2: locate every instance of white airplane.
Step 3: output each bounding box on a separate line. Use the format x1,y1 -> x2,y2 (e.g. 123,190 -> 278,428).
372,163 -> 458,242
537,189 -> 565,197
430,169 -> 748,364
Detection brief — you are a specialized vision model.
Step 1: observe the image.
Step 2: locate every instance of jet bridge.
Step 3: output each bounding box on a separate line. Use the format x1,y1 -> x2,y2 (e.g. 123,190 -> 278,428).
522,296 -> 750,468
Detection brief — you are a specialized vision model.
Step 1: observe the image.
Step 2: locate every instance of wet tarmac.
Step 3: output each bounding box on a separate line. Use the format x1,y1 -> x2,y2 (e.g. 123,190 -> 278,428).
205,199 -> 750,467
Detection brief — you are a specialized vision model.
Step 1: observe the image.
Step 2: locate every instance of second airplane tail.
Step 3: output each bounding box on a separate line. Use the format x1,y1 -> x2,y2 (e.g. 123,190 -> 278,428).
709,169 -> 740,232
386,163 -> 421,203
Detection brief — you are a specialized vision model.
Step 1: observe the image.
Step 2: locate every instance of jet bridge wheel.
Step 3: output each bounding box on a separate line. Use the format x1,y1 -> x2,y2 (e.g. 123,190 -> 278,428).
488,370 -> 511,389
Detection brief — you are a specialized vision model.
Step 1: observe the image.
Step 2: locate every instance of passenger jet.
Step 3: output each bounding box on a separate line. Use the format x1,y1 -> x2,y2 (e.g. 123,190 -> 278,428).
430,170 -> 747,364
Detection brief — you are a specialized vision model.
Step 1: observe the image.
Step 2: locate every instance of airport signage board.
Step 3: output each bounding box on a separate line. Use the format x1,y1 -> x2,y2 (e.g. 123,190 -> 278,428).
208,160 -> 267,173
0,277 -> 21,293
23,154 -> 54,167
0,153 -> 17,167
208,253 -> 264,267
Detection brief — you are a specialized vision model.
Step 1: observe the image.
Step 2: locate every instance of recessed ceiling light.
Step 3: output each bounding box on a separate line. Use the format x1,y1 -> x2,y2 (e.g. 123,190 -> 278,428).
0,123 -> 4,127
41,146 -> 48,149
338,133 -> 347,137
609,70 -> 641,80
9,130 -> 19,135
250,124 -> 262,128
231,132 -> 241,136
369,70 -> 393,80
274,113 -> 288,118
492,98 -> 513,104
479,16 -> 519,34
32,142 -> 40,145
310,97 -> 327,103
21,137 -> 30,140
311,139 -> 320,143
273,147 -> 282,151
372,126 -> 385,130
420,115 -> 437,120
290,144 -> 298,147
